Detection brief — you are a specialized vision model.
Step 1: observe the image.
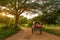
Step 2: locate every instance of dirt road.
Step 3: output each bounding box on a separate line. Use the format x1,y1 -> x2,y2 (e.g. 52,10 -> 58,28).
5,27 -> 60,40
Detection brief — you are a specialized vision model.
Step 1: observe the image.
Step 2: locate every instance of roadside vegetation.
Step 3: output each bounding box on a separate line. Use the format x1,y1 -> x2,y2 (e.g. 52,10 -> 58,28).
0,24 -> 20,40
43,25 -> 60,36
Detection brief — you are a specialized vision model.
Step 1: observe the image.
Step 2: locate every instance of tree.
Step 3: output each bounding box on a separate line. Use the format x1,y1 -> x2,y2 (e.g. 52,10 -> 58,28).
37,0 -> 60,24
0,0 -> 41,28
0,0 -> 60,27
19,16 -> 27,25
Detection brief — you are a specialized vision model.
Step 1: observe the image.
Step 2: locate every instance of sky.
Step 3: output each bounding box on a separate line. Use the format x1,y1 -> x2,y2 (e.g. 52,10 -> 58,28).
0,11 -> 38,19
21,13 -> 38,19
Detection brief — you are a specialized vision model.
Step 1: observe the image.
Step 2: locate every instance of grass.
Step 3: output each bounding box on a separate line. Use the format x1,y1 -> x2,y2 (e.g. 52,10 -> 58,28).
43,25 -> 60,36
0,26 -> 20,40
43,28 -> 60,36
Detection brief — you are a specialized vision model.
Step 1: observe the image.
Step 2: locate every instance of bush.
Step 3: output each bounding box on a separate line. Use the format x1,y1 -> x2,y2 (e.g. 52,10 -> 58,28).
43,28 -> 60,36
0,25 -> 20,40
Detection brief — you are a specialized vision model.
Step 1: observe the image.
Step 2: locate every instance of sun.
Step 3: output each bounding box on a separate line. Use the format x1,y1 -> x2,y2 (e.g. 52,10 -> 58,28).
2,13 -> 6,16
1,12 -> 6,16
0,12 -> 14,18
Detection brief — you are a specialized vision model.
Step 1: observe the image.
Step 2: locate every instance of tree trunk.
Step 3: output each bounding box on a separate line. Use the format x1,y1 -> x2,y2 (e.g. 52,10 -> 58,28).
14,15 -> 19,28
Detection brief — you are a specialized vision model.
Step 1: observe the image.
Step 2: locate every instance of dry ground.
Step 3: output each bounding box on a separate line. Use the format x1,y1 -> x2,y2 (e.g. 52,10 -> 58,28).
5,27 -> 60,40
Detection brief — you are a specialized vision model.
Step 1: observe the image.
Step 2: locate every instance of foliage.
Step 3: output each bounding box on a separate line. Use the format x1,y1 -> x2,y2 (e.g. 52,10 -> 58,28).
19,16 -> 27,25
0,0 -> 41,27
31,13 -> 59,24
43,24 -> 60,36
43,27 -> 60,36
56,16 -> 60,24
40,13 -> 57,24
0,25 -> 20,40
27,0 -> 60,25
0,0 -> 60,26
31,16 -> 40,22
0,15 -> 10,24
27,19 -> 33,27
8,18 -> 14,25
33,0 -> 60,24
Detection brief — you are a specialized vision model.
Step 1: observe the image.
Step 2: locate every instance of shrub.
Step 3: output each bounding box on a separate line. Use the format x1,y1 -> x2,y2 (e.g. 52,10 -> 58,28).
0,25 -> 20,40
43,28 -> 60,36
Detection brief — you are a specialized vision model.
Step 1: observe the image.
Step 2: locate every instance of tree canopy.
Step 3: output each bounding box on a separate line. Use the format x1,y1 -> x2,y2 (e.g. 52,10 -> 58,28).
0,0 -> 60,26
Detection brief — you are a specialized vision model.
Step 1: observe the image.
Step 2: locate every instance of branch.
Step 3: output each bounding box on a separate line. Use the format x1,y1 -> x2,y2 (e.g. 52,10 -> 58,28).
21,0 -> 28,5
18,0 -> 28,15
5,3 -> 16,15
19,9 -> 25,15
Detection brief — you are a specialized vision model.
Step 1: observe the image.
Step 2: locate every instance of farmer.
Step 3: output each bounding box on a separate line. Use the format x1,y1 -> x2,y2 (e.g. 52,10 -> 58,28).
32,21 -> 38,34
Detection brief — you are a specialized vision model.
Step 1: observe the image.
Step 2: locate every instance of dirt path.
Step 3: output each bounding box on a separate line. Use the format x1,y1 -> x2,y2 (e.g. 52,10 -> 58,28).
5,27 -> 60,40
